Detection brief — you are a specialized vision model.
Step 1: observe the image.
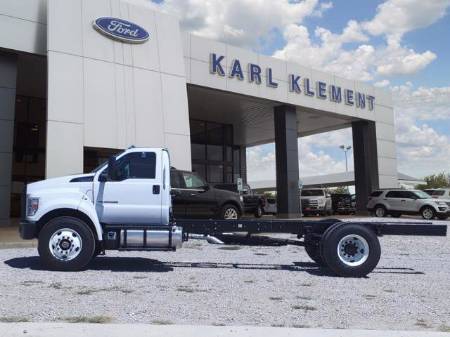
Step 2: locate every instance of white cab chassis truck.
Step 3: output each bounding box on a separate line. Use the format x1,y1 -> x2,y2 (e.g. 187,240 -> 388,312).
20,147 -> 447,277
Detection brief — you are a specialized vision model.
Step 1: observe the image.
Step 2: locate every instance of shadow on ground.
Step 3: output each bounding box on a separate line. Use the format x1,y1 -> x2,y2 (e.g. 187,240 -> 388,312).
3,256 -> 424,276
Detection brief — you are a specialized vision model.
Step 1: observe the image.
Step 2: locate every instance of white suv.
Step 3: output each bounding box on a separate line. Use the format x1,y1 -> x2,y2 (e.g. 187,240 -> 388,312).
430,188 -> 450,201
367,189 -> 449,220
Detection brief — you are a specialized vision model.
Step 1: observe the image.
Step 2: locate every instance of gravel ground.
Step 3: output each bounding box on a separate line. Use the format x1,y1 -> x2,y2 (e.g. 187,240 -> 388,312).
0,218 -> 449,331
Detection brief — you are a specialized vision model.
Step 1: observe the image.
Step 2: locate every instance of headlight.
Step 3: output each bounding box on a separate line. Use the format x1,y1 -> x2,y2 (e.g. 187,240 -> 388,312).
27,197 -> 39,216
318,199 -> 326,206
437,201 -> 447,207
240,196 -> 244,202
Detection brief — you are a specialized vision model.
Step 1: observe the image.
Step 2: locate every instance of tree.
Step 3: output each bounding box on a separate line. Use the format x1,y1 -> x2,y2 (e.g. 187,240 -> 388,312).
416,172 -> 450,190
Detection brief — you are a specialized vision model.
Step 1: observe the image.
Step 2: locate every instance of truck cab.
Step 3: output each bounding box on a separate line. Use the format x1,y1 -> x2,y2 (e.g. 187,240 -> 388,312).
20,147 -> 179,270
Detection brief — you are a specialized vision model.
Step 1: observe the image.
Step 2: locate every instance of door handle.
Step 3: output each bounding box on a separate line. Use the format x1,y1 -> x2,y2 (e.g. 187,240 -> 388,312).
153,185 -> 160,195
101,201 -> 119,204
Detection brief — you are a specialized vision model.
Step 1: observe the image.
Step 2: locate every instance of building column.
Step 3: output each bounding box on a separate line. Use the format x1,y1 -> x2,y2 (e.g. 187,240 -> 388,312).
239,145 -> 247,184
0,52 -> 17,225
274,105 -> 301,218
352,120 -> 379,213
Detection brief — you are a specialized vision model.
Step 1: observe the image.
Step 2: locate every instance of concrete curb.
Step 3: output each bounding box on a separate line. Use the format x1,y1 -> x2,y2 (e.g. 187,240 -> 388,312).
0,323 -> 449,337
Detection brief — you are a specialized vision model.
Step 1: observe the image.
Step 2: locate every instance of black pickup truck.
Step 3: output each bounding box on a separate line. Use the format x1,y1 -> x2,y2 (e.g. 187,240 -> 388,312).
214,183 -> 265,217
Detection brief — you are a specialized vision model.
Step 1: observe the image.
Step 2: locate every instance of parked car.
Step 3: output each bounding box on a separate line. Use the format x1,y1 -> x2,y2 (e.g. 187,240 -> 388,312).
214,183 -> 265,217
367,189 -> 449,220
430,188 -> 450,200
424,189 -> 439,196
301,188 -> 332,216
170,169 -> 244,219
331,193 -> 355,214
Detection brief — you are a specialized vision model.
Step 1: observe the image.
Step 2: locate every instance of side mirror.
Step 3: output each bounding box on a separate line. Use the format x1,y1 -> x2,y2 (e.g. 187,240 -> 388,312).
202,184 -> 210,191
107,156 -> 117,181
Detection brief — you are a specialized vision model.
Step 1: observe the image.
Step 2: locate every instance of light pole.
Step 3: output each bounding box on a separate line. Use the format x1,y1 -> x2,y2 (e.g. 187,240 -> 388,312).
339,145 -> 352,172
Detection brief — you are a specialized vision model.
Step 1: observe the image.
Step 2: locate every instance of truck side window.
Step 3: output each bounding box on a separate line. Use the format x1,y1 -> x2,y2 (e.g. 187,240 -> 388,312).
114,152 -> 156,180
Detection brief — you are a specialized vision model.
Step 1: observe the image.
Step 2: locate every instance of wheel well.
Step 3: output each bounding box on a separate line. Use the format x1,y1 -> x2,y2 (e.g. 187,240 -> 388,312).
220,201 -> 243,215
419,205 -> 435,213
374,204 -> 386,210
37,209 -> 99,240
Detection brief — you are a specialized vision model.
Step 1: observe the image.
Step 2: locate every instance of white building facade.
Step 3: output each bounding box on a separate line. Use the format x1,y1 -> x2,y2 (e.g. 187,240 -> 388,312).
0,0 -> 397,221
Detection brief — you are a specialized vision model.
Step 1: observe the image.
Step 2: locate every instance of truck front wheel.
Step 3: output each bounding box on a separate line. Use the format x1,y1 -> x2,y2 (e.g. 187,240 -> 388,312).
38,216 -> 95,271
321,223 -> 381,277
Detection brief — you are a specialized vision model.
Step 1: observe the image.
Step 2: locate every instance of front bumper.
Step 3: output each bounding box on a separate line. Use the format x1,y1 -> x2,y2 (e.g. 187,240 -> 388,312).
19,220 -> 38,240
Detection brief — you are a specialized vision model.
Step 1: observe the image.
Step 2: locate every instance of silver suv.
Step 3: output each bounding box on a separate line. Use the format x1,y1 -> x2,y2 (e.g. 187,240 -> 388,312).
367,189 -> 449,220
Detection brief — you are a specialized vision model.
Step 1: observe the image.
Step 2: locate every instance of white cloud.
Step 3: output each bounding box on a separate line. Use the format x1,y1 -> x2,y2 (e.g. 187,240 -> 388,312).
273,0 -> 448,80
393,84 -> 450,120
374,79 -> 390,87
375,39 -> 436,76
389,83 -> 450,177
363,0 -> 450,40
145,0 -> 330,48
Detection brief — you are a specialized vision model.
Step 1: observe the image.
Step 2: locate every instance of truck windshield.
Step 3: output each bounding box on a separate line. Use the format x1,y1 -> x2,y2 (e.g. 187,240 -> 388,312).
301,190 -> 324,196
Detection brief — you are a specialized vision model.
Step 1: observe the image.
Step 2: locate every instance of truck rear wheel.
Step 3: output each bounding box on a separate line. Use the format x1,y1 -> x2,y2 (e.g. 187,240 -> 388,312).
321,223 -> 381,277
38,216 -> 95,271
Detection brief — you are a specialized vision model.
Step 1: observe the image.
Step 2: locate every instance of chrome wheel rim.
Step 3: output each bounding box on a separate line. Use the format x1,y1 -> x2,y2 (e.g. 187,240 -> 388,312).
422,208 -> 434,220
224,208 -> 238,219
49,228 -> 82,261
337,234 -> 369,267
375,207 -> 385,217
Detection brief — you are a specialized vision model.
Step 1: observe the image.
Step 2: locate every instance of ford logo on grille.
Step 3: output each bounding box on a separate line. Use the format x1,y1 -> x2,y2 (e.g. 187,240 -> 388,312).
93,17 -> 149,44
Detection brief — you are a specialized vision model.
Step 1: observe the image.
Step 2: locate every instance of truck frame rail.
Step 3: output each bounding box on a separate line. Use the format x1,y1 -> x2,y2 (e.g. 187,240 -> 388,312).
175,218 -> 447,237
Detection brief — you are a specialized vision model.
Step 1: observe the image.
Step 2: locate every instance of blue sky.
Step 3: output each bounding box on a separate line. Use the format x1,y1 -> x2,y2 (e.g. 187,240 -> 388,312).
149,0 -> 450,180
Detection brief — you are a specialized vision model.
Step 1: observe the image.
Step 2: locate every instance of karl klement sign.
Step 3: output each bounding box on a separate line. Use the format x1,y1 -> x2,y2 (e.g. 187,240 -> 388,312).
209,53 -> 375,111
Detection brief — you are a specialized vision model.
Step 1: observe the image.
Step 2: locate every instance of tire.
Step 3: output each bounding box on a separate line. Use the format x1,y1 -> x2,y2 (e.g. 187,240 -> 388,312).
254,205 -> 263,218
321,223 -> 381,277
437,214 -> 449,220
220,204 -> 240,220
38,216 -> 95,271
374,205 -> 387,218
305,241 -> 326,266
391,213 -> 402,218
421,206 -> 436,220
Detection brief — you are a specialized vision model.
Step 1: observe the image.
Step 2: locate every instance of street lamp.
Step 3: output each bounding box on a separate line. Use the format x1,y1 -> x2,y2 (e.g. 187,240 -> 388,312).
339,145 -> 352,172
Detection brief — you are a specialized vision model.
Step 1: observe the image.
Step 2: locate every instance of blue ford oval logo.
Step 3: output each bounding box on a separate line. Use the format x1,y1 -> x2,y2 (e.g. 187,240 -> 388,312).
93,17 -> 149,44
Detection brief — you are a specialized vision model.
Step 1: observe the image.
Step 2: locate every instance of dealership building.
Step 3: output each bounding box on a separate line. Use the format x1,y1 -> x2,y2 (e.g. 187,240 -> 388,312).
0,0 -> 397,222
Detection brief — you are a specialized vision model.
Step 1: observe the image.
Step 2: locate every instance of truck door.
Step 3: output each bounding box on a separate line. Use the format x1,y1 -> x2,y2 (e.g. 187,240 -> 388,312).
94,150 -> 162,225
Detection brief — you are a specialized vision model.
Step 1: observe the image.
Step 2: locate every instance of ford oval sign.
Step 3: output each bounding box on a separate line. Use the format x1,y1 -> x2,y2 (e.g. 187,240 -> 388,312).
93,17 -> 149,44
